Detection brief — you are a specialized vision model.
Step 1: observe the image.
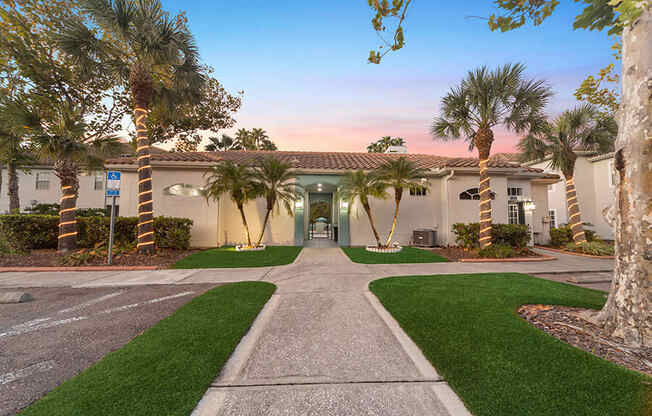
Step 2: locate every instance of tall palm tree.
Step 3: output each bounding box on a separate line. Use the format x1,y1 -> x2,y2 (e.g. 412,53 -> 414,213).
339,170 -> 388,247
518,104 -> 616,244
59,0 -> 205,254
234,128 -> 277,151
205,134 -> 241,151
0,96 -> 38,213
367,136 -> 405,153
432,63 -> 551,248
377,157 -> 428,246
32,103 -> 121,252
252,157 -> 302,247
203,161 -> 259,248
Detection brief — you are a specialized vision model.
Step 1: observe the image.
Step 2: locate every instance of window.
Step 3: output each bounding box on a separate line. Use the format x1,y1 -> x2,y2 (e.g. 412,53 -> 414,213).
94,171 -> 104,190
459,187 -> 495,200
508,204 -> 520,224
507,187 -> 523,197
549,209 -> 557,229
35,172 -> 50,190
410,186 -> 428,196
608,161 -> 618,187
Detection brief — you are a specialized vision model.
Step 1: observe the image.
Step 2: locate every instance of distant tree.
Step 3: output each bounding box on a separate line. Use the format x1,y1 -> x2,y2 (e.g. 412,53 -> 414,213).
203,161 -> 259,247
234,128 -> 278,151
340,170 -> 388,247
377,157 -> 428,246
205,134 -> 242,151
252,157 -> 302,246
432,63 -> 551,248
367,136 -> 406,153
518,104 -> 617,244
59,0 -> 206,254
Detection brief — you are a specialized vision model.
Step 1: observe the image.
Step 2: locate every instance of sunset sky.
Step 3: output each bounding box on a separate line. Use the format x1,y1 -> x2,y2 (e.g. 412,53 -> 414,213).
163,0 -> 615,156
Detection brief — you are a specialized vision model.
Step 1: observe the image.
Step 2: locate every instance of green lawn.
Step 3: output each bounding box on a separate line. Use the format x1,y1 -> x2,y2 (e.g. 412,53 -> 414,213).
341,246 -> 448,264
173,245 -> 302,268
370,273 -> 650,416
20,282 -> 276,416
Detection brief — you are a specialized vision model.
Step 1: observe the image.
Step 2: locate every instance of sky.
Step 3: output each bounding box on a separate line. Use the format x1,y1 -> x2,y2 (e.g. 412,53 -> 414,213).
161,0 -> 616,156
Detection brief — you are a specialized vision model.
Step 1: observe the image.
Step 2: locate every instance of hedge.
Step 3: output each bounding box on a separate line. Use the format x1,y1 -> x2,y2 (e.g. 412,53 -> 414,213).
550,225 -> 596,247
0,215 -> 193,251
452,222 -> 530,249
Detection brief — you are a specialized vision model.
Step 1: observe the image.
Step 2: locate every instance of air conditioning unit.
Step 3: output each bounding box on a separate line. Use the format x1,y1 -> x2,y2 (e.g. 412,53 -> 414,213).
413,228 -> 436,247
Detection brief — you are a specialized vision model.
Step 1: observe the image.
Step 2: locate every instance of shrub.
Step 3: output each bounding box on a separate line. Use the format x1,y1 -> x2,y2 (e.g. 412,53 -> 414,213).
566,241 -> 614,256
478,243 -> 517,258
550,225 -> 597,247
23,203 -> 108,217
452,223 -> 530,249
61,242 -> 137,266
0,215 -> 192,250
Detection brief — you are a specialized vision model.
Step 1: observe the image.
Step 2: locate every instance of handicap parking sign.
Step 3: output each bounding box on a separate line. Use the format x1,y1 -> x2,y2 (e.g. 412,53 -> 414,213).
106,171 -> 121,196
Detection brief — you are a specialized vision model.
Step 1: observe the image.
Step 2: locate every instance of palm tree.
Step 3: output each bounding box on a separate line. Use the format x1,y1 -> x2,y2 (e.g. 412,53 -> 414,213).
377,157 -> 428,246
432,63 -> 551,248
32,103 -> 121,252
234,128 -> 277,151
252,157 -> 302,247
339,170 -> 388,247
518,104 -> 616,244
0,96 -> 38,213
203,161 -> 259,247
205,134 -> 241,151
59,0 -> 205,254
367,136 -> 405,153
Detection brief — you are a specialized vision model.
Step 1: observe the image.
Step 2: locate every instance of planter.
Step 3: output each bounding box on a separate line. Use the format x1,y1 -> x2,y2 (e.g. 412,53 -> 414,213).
365,245 -> 403,254
235,244 -> 266,252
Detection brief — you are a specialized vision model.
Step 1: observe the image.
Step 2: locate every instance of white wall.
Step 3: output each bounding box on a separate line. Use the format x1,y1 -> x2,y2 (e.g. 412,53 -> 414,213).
0,167 -> 107,213
591,158 -> 616,239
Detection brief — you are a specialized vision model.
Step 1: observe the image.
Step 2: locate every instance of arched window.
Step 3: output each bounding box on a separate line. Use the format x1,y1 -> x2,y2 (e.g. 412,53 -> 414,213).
459,187 -> 495,200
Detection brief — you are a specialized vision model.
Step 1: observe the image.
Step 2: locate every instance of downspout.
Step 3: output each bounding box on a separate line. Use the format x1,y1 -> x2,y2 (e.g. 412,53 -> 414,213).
444,170 -> 455,245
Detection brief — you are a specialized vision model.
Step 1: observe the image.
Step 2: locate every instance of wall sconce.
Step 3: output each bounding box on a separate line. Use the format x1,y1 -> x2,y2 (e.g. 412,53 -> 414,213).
340,200 -> 349,212
295,197 -> 304,210
523,200 -> 536,212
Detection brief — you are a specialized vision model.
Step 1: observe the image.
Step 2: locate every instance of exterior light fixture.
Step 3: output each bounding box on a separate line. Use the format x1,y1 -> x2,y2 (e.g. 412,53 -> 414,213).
295,197 -> 304,209
523,200 -> 536,212
340,200 -> 349,212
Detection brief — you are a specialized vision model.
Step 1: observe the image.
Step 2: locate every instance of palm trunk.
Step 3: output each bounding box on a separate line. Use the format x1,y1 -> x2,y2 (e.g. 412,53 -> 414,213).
596,9 -> 651,348
7,161 -> 19,213
256,207 -> 272,247
130,64 -> 155,255
237,202 -> 253,247
476,128 -> 494,249
362,201 -> 383,247
563,174 -> 587,244
54,160 -> 79,253
384,188 -> 403,246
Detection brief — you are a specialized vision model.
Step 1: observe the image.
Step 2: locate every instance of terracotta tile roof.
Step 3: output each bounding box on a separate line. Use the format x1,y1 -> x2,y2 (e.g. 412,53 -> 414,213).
105,150 -> 545,173
490,152 -> 523,164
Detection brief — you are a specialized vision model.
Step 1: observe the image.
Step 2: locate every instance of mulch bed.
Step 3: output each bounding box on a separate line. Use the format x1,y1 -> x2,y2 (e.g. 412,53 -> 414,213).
535,245 -> 615,259
0,249 -> 199,268
427,246 -> 542,262
519,304 -> 652,376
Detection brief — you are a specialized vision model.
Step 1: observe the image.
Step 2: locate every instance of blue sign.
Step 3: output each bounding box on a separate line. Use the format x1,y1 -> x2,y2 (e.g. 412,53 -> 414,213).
106,171 -> 121,196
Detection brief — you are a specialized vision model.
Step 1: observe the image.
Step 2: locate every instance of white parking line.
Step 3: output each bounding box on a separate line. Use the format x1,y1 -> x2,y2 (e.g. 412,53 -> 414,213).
0,291 -> 195,339
57,291 -> 124,314
0,360 -> 57,385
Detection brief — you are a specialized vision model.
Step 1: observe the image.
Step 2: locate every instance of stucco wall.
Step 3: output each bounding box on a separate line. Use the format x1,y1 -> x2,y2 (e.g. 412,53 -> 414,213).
591,158 -> 616,239
0,167 -> 107,213
531,183 -> 551,244
218,196 -> 295,246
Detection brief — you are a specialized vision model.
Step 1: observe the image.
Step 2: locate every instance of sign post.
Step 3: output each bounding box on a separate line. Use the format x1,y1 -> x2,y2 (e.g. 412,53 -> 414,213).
106,171 -> 121,265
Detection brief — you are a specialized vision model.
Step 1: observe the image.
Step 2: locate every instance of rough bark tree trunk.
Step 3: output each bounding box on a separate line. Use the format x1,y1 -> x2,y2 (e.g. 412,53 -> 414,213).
476,128 -> 494,248
385,187 -> 403,246
130,64 -> 155,255
256,204 -> 272,247
596,7 -> 651,348
563,174 -> 587,244
7,161 -> 19,213
362,201 -> 383,247
54,160 -> 79,253
237,202 -> 253,247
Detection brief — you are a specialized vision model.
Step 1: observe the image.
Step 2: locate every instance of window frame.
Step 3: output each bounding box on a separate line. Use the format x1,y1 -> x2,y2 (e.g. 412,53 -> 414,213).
459,187 -> 495,200
548,209 -> 557,229
507,187 -> 523,197
508,203 -> 520,225
409,186 -> 428,197
35,172 -> 50,190
93,171 -> 105,191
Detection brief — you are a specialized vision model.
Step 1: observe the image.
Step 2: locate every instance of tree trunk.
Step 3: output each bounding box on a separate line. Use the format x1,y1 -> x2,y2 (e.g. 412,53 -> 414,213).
54,160 -> 79,253
385,187 -> 403,246
475,128 -> 494,248
362,201 -> 383,247
7,161 -> 19,213
256,207 -> 272,247
237,202 -> 253,247
563,174 -> 587,244
130,64 -> 155,255
596,8 -> 651,348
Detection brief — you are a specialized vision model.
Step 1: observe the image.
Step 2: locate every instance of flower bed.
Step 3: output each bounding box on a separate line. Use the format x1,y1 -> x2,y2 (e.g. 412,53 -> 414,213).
235,244 -> 266,252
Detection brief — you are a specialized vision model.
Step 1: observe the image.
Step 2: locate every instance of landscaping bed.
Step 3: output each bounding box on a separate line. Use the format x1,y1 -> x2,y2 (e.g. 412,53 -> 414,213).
429,246 -> 544,262
0,248 -> 199,268
18,282 -> 276,416
519,304 -> 651,376
341,246 -> 448,264
536,245 -> 615,259
370,273 -> 650,416
172,245 -> 302,268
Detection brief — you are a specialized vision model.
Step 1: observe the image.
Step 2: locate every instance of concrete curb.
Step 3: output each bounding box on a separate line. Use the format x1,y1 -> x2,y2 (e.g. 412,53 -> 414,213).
459,255 -> 556,263
0,266 -> 160,273
534,246 -> 615,259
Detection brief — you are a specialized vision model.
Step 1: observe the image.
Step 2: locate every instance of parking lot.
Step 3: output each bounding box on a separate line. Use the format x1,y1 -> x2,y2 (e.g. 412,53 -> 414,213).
0,284 -> 216,415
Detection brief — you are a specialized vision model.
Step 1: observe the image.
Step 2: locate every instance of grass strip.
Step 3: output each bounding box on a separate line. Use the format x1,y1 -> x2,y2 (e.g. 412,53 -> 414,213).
370,273 -> 650,416
341,246 -> 448,264
173,246 -> 302,268
20,282 -> 276,416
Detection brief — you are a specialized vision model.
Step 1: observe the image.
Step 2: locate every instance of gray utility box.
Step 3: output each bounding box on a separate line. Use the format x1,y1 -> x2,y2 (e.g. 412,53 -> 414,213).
413,228 -> 436,247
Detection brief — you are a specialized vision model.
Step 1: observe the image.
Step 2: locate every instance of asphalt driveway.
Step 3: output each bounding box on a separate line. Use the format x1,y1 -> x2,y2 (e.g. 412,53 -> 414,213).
0,284 -> 216,416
